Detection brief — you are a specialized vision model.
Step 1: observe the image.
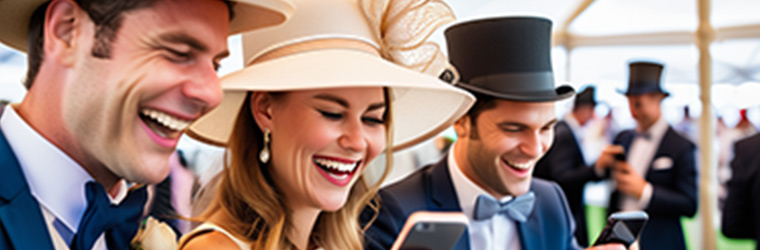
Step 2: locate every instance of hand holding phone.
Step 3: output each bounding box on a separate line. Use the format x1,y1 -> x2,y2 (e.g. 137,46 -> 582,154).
391,211 -> 468,250
593,211 -> 648,248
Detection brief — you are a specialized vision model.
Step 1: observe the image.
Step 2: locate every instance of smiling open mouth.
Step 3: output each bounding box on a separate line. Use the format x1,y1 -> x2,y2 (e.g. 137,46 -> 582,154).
313,156 -> 361,186
139,108 -> 191,139
503,158 -> 532,173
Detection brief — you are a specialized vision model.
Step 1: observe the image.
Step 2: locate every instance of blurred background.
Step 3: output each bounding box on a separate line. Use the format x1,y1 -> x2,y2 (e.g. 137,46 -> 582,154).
2,0 -> 758,249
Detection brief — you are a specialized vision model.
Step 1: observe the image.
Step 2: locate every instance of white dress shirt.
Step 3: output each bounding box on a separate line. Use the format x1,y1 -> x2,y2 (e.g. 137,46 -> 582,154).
0,105 -> 128,250
448,142 -> 522,250
620,116 -> 668,211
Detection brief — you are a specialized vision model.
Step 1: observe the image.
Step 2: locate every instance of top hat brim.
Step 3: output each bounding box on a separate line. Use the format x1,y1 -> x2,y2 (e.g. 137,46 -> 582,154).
0,0 -> 294,52
457,82 -> 575,102
617,86 -> 670,97
188,49 -> 475,151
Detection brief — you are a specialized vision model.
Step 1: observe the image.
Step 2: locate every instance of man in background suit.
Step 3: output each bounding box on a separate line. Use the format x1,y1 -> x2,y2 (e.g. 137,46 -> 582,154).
534,86 -> 605,246
596,61 -> 698,250
0,0 -> 292,249
722,132 -> 760,249
364,17 -> 623,250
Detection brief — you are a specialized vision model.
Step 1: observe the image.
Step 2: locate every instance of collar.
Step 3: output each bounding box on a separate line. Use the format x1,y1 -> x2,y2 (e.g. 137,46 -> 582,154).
0,105 -> 128,233
448,141 -> 513,221
636,115 -> 668,142
563,113 -> 581,131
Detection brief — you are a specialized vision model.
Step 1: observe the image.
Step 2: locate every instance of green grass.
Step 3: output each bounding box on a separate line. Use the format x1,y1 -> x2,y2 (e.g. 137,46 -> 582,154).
585,205 -> 756,249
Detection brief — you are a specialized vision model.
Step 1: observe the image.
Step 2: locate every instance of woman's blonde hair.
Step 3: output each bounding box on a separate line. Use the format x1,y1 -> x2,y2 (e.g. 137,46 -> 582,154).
198,90 -> 394,249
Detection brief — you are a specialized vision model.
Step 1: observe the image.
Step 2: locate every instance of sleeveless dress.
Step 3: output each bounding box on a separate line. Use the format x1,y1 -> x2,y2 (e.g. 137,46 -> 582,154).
179,222 -> 251,249
179,222 -> 326,250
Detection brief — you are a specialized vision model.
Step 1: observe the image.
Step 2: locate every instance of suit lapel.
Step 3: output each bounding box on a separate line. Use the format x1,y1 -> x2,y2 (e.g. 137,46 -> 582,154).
517,180 -> 542,250
426,156 -> 470,250
428,157 -> 461,211
0,130 -> 55,250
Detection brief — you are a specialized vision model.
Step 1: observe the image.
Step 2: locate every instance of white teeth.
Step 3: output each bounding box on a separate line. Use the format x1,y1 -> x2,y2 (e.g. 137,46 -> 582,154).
140,108 -> 191,131
314,158 -> 359,173
505,160 -> 532,170
327,172 -> 349,180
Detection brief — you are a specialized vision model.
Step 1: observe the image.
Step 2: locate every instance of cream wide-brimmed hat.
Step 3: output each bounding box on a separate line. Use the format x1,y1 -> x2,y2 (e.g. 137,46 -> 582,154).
0,0 -> 294,52
188,0 -> 475,150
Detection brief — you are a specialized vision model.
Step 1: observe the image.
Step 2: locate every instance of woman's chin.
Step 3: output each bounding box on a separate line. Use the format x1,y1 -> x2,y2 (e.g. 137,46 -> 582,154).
318,196 -> 349,212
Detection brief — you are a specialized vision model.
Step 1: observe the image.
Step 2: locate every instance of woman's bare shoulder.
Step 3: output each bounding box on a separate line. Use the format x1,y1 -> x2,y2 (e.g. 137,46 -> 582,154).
180,230 -> 240,250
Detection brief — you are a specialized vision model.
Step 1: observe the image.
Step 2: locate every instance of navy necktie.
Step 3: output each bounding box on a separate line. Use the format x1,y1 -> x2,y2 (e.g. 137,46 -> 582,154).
70,182 -> 147,250
474,192 -> 535,222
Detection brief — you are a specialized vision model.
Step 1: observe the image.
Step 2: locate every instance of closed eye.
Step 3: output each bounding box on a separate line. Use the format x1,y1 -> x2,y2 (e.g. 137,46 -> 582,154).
362,117 -> 384,125
318,110 -> 343,120
164,48 -> 192,64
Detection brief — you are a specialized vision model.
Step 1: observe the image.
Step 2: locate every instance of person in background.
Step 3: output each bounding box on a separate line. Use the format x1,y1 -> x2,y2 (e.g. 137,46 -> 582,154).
364,16 -> 623,250
534,86 -> 604,247
0,0 -> 292,249
595,61 -> 698,250
178,0 -> 474,249
722,132 -> 760,249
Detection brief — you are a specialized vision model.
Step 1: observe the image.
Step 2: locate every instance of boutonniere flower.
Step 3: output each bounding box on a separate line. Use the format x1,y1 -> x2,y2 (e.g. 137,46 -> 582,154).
130,217 -> 178,250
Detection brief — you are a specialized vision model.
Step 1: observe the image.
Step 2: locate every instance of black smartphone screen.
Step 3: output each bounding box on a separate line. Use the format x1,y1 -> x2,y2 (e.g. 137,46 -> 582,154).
593,211 -> 648,247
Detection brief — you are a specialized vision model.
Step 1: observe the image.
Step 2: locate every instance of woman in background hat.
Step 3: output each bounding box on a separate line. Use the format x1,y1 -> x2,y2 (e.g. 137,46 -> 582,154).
179,0 -> 474,249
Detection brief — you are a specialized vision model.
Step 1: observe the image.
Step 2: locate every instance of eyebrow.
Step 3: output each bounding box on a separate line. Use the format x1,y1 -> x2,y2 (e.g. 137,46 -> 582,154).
314,93 -> 386,112
498,118 -> 559,129
158,32 -> 230,59
159,33 -> 208,52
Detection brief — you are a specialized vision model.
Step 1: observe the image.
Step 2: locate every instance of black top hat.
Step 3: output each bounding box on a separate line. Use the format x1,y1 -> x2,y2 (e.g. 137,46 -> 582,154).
619,61 -> 670,96
444,16 -> 574,102
575,86 -> 597,107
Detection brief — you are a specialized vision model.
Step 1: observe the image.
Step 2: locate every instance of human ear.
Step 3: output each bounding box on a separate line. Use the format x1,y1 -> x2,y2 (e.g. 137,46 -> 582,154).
44,0 -> 85,66
453,115 -> 470,138
250,92 -> 275,132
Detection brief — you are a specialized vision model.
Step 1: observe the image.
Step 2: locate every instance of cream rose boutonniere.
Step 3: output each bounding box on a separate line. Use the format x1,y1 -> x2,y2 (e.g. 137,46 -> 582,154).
130,217 -> 178,250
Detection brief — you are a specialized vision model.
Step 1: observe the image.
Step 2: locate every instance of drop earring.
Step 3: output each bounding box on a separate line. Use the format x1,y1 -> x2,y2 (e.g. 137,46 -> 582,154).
260,129 -> 271,164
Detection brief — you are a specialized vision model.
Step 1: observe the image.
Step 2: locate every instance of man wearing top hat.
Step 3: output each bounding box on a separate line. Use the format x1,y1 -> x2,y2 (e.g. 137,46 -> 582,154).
0,0 -> 293,249
364,17 -> 623,250
595,62 -> 698,250
534,86 -> 605,247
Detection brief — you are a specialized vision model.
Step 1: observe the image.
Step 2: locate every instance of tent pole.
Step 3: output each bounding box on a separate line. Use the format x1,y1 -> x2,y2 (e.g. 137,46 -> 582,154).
696,0 -> 717,249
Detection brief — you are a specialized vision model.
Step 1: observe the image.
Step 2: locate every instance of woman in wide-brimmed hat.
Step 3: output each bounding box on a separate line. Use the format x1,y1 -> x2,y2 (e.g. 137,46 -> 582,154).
178,0 -> 474,249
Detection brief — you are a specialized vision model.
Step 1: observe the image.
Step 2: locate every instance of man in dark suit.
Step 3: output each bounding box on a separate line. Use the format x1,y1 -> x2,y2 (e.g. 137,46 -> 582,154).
722,132 -> 760,249
0,0 -> 291,249
534,86 -> 604,246
596,62 -> 698,250
364,17 -> 623,250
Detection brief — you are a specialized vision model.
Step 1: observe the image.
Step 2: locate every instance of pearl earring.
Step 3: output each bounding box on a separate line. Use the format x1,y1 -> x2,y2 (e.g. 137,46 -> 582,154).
260,129 -> 271,164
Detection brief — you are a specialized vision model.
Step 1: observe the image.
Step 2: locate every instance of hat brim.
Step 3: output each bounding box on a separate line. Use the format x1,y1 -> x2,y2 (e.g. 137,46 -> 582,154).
0,0 -> 294,52
457,82 -> 575,102
188,49 -> 476,151
616,87 -> 670,97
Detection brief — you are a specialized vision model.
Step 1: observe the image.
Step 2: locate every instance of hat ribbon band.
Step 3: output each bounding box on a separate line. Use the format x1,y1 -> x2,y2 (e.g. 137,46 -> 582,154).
250,38 -> 381,65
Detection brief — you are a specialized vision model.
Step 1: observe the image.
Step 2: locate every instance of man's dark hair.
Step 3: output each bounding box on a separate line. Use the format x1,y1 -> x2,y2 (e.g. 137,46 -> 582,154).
464,92 -> 498,139
24,0 -> 235,89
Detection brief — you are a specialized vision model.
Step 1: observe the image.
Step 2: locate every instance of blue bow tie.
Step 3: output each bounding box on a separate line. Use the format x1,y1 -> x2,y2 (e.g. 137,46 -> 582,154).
474,192 -> 535,222
634,131 -> 652,140
70,182 -> 147,250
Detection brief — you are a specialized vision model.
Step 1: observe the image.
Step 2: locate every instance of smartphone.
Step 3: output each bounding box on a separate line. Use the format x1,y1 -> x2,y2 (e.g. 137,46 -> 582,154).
390,211 -> 469,250
592,211 -> 649,248
614,152 -> 627,162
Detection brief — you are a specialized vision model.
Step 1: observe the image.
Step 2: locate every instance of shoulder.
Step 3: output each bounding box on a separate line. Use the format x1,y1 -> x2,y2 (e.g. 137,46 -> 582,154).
180,230 -> 240,250
734,133 -> 760,156
531,178 -> 563,201
664,127 -> 696,150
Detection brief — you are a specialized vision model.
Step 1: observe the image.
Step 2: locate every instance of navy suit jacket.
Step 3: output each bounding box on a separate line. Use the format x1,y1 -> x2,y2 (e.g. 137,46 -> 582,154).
0,127 -> 56,249
363,156 -> 581,250
534,120 -> 602,246
722,133 -> 760,249
608,126 -> 698,250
